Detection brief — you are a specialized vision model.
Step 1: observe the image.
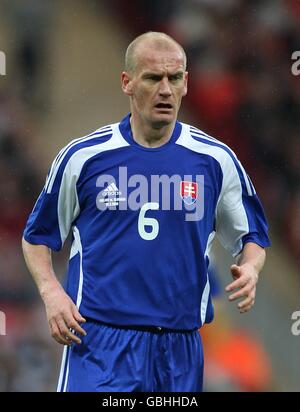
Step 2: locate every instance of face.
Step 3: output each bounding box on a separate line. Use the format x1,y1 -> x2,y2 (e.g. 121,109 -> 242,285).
122,42 -> 188,128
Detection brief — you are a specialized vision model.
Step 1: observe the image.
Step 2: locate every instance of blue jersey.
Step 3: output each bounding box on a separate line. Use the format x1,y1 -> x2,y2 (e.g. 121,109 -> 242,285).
23,114 -> 270,330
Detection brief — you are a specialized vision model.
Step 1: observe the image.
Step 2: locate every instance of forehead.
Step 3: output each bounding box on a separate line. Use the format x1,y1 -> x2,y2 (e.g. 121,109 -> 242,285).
134,42 -> 185,74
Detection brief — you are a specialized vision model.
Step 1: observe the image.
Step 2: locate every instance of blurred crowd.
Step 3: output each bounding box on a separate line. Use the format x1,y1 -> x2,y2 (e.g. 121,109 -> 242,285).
0,92 -> 61,391
112,0 -> 300,262
0,0 -> 60,391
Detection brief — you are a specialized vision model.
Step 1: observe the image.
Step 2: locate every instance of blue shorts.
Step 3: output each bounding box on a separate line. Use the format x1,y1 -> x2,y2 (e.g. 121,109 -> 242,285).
57,320 -> 204,392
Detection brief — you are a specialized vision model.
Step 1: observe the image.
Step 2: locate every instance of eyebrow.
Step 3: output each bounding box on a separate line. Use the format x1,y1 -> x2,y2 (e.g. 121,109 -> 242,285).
142,71 -> 184,78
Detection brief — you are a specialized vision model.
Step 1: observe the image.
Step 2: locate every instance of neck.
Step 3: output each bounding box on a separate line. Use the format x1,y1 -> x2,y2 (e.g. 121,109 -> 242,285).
130,113 -> 176,148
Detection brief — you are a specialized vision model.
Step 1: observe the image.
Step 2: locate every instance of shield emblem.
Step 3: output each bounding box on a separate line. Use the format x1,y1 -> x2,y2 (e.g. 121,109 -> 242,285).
180,181 -> 198,205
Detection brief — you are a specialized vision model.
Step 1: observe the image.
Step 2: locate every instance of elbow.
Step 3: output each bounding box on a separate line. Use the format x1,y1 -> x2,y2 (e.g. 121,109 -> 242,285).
22,236 -> 33,255
261,246 -> 267,262
21,236 -> 28,255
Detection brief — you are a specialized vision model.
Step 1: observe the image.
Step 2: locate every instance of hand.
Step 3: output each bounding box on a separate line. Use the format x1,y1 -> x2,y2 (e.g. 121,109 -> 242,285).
42,285 -> 87,346
225,263 -> 258,313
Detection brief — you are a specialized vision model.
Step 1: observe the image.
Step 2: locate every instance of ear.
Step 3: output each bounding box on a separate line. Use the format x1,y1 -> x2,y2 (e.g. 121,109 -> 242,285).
121,71 -> 133,96
182,71 -> 188,97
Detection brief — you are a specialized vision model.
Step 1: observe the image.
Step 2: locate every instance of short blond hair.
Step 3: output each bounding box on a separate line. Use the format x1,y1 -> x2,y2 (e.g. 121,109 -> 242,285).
125,31 -> 187,73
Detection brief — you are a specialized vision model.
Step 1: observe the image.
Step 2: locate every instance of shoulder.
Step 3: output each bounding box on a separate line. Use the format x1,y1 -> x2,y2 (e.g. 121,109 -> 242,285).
181,123 -> 255,195
178,122 -> 254,193
58,122 -> 116,159
177,122 -> 238,166
45,121 -> 125,192
53,120 -> 128,168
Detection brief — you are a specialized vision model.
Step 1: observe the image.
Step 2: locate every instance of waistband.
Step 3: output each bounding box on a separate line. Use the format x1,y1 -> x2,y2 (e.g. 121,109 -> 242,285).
85,318 -> 198,334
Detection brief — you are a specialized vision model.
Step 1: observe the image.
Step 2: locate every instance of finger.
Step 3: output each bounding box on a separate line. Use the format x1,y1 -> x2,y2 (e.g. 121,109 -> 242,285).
72,306 -> 86,324
228,285 -> 252,301
57,318 -> 82,344
239,303 -> 254,313
50,322 -> 72,346
58,335 -> 72,345
230,264 -> 241,279
237,295 -> 255,310
225,276 -> 248,292
65,317 -> 87,337
64,328 -> 82,345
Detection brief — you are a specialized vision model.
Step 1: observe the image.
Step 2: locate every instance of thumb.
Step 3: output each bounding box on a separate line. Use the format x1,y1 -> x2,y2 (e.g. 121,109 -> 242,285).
230,264 -> 241,279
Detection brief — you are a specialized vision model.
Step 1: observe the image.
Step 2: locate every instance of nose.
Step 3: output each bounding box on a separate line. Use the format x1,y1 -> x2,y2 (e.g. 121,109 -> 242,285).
159,77 -> 172,97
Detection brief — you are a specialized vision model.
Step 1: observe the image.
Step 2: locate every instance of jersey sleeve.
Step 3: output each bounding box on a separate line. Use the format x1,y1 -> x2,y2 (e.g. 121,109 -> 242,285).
23,150 -> 80,251
216,153 -> 271,257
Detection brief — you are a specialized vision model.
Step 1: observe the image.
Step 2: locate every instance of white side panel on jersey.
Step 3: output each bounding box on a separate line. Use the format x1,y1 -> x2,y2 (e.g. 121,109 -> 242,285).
199,231 -> 215,325
200,274 -> 210,326
176,124 -> 249,257
57,172 -> 80,246
73,226 -> 84,309
204,230 -> 216,259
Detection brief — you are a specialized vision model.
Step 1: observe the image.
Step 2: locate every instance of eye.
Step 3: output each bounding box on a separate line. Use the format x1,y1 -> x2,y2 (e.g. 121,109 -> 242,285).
169,74 -> 183,82
145,75 -> 161,82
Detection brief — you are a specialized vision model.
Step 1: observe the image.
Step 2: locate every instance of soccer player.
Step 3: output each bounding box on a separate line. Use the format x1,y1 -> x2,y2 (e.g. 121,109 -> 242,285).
22,32 -> 270,392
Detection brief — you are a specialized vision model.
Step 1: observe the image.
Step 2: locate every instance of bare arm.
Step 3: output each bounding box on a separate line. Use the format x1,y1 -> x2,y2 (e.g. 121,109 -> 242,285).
22,237 -> 86,345
225,242 -> 266,313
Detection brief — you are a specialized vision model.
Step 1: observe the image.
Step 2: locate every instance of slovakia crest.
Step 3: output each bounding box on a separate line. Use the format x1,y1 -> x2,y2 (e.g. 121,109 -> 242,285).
180,181 -> 198,205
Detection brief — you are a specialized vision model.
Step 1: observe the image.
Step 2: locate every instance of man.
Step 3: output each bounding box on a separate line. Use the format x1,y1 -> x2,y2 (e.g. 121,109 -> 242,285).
22,32 -> 270,392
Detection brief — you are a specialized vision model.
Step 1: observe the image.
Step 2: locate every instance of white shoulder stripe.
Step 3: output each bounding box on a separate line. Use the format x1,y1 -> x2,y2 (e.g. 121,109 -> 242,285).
178,124 -> 234,170
56,126 -> 129,245
47,126 -> 112,189
190,125 -> 237,156
45,124 -> 114,192
190,127 -> 219,143
46,126 -> 117,194
53,124 -> 113,168
188,125 -> 254,196
45,131 -> 109,192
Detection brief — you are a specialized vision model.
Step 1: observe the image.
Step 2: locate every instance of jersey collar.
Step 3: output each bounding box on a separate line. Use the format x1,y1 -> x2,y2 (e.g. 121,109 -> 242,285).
119,113 -> 182,151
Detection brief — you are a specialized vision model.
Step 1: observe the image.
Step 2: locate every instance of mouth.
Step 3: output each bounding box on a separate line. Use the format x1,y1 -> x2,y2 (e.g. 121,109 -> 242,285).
154,103 -> 173,111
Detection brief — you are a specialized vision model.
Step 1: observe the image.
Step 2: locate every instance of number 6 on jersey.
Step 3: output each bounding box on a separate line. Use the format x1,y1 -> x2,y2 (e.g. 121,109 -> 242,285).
138,202 -> 159,240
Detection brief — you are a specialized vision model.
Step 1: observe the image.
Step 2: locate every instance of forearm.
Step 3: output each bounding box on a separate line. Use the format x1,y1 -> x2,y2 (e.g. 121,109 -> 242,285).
22,237 -> 63,299
236,242 -> 266,275
22,237 -> 86,345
